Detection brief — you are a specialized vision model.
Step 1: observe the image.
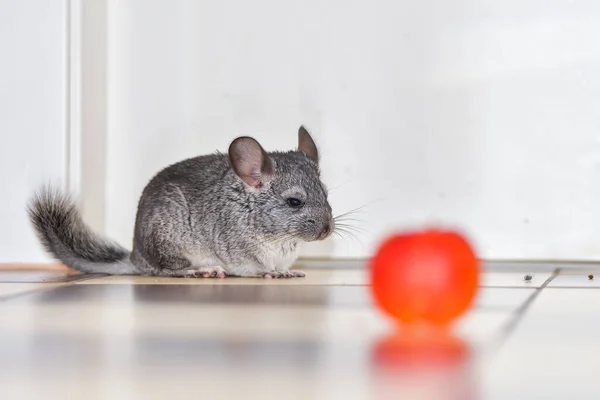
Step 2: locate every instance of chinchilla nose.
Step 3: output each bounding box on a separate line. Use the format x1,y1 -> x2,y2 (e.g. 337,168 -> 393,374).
318,219 -> 334,240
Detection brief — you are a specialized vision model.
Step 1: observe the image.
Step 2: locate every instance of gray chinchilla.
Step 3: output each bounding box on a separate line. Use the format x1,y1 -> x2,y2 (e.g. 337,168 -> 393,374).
28,126 -> 333,278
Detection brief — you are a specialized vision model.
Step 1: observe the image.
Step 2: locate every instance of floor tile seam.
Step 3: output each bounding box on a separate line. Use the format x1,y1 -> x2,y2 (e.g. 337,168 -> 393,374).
481,268 -> 558,362
0,283 -> 72,302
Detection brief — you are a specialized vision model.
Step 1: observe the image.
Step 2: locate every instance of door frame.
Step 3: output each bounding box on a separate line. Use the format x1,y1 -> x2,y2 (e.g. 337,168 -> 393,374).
66,0 -> 109,233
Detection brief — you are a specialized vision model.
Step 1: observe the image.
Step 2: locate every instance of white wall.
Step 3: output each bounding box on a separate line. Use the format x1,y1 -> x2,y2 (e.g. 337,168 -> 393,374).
105,0 -> 600,260
0,0 -> 69,262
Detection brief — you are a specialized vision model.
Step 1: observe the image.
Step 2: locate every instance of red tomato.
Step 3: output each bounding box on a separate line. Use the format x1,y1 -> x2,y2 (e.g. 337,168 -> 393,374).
370,229 -> 479,326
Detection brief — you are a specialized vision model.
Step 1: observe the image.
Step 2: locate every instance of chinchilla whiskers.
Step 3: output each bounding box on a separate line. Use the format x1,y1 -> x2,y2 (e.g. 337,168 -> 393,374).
332,225 -> 362,243
333,222 -> 367,234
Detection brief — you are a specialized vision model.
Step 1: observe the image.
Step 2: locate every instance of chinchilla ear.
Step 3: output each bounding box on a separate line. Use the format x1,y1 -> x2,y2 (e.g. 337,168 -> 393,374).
228,136 -> 274,189
298,125 -> 319,164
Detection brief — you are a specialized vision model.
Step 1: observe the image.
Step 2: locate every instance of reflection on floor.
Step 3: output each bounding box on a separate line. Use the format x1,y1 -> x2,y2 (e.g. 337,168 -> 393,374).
0,262 -> 598,399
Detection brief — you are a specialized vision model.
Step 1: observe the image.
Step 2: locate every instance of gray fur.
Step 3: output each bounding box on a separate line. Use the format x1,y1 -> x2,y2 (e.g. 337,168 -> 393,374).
27,188 -> 135,274
27,126 -> 333,278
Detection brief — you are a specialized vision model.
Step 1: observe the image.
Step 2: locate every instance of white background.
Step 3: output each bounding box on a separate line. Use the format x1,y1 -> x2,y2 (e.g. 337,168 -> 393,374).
2,0 -> 600,262
0,0 -> 68,262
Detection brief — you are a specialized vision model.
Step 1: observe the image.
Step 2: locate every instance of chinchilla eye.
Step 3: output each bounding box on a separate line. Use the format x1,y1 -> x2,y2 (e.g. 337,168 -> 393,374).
286,198 -> 304,208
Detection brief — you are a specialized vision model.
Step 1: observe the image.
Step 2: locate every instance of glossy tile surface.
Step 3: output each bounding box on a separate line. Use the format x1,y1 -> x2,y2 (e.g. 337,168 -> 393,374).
0,284 -> 514,344
483,288 -> 600,399
6,264 -> 600,399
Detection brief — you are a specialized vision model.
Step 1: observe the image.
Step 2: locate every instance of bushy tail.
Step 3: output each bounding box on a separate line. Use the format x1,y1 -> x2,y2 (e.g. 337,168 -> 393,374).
27,187 -> 137,275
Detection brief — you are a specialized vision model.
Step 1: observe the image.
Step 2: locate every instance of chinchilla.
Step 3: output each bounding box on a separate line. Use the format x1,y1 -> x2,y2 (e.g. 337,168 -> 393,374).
28,126 -> 333,278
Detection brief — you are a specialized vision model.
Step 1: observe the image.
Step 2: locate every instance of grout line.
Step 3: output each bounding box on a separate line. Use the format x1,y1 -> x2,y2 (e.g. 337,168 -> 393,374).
0,273 -> 106,301
0,274 -> 107,286
480,285 -> 544,289
492,260 -> 594,265
1,274 -> 110,285
0,283 -> 72,302
69,274 -> 109,283
505,268 -> 557,331
486,268 -> 558,358
297,257 -> 600,264
544,286 -> 600,289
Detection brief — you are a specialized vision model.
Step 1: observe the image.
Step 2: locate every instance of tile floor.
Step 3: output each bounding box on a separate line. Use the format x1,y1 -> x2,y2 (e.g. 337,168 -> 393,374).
0,262 -> 598,399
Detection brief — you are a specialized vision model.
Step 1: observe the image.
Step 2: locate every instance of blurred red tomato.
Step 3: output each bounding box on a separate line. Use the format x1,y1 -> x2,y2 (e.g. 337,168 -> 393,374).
370,229 -> 479,326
